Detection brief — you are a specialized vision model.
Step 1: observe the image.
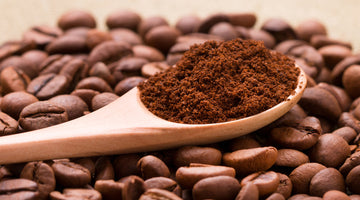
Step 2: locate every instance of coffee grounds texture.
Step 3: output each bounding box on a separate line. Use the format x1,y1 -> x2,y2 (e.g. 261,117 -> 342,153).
138,39 -> 300,124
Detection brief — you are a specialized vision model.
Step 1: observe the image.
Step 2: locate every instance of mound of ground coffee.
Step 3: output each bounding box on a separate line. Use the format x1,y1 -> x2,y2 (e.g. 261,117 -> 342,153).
139,39 -> 300,124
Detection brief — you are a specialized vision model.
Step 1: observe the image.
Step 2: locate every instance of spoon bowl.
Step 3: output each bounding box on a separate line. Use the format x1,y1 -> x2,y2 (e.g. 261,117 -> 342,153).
0,65 -> 306,164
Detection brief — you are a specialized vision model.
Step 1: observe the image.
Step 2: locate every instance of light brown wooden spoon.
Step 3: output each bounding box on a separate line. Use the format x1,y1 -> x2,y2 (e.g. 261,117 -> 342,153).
0,66 -> 306,164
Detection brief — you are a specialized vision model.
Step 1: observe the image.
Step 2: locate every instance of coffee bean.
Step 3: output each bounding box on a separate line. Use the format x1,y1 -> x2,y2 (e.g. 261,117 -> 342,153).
166,42 -> 194,65
39,54 -> 73,75
114,76 -> 146,96
51,160 -> 91,188
227,13 -> 256,28
0,178 -> 39,200
72,157 -> 95,177
132,45 -> 165,62
94,156 -> 114,181
261,18 -> 297,43
144,177 -> 177,192
120,175 -> 146,200
94,179 -> 123,200
110,28 -> 143,46
0,67 -> 31,95
137,155 -> 170,180
310,34 -> 352,49
113,57 -> 149,81
309,134 -> 350,168
139,188 -> 182,200
175,14 -> 201,35
248,29 -> 276,49
64,27 -> 91,37
192,176 -> 240,200
227,135 -> 261,152
70,88 -> 100,109
209,22 -> 238,41
85,29 -> 113,49
319,45 -> 352,69
50,188 -> 101,200
331,54 -> 360,86
46,35 -> 89,54
23,25 -> 63,48
276,173 -> 292,199
235,182 -> 259,200
0,112 -> 17,136
340,151 -> 360,176
240,171 -> 280,197
346,165 -> 360,194
266,193 -> 286,200
343,65 -> 360,98
175,164 -> 235,189
48,94 -> 88,120
223,146 -> 278,176
317,82 -> 352,112
75,76 -> 113,93
106,10 -> 141,31
275,149 -> 309,168
196,13 -> 230,33
323,190 -> 351,200
57,10 -> 96,31
0,40 -> 36,62
0,56 -> 38,79
113,154 -> 141,179
145,25 -> 181,54
338,112 -> 360,133
19,101 -> 68,131
295,20 -> 327,42
91,92 -> 118,111
173,146 -> 222,167
138,16 -> 169,38
289,163 -> 326,194
309,168 -> 345,197
27,74 -> 70,100
88,62 -> 115,85
20,161 -> 56,200
141,62 -> 170,78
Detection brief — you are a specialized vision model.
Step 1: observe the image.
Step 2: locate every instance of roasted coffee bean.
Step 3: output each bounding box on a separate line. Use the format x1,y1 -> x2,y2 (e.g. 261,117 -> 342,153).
0,166 -> 12,180
114,76 -> 146,96
139,188 -> 182,200
57,10 -> 96,31
87,41 -> 133,67
94,179 -> 123,200
113,154 -> 141,179
145,25 -> 181,54
70,88 -> 100,109
144,177 -> 177,192
138,16 -> 169,38
227,135 -> 261,151
338,112 -> 360,133
20,161 -> 56,200
110,28 -> 143,46
0,55 -> 38,79
319,45 -> 352,69
196,13 -> 230,33
50,188 -> 101,200
132,45 -> 165,62
240,171 -> 280,197
317,82 -> 351,112
175,14 -> 201,35
137,155 -> 170,180
227,12 -> 256,27
75,76 -> 113,93
27,73 -> 70,100
19,101 -> 68,131
106,10 -> 141,31
85,29 -> 113,49
23,26 -> 63,48
323,190 -> 351,200
91,92 -> 119,111
309,134 -> 350,168
331,54 -> 360,86
173,146 -> 222,167
340,151 -> 360,176
49,94 -> 88,120
289,163 -> 326,194
72,157 -> 95,177
309,168 -> 345,197
223,146 -> 278,176
295,20 -> 327,42
166,42 -> 194,65
94,156 -> 115,181
175,164 -> 235,189
310,34 -> 352,49
0,67 -> 31,95
113,57 -> 149,81
0,112 -> 18,136
141,62 -> 170,78
0,178 -> 39,200
39,54 -> 73,75
192,176 -> 240,200
275,149 -> 309,168
120,175 -> 146,200
0,40 -> 36,62
51,160 -> 91,188
266,193 -> 285,200
209,22 -> 238,41
261,18 -> 297,43
88,62 -> 115,85
235,182 -> 259,200
46,35 -> 88,54
248,28 -> 276,49
275,173 -> 292,199
346,165 -> 360,194
343,65 -> 360,98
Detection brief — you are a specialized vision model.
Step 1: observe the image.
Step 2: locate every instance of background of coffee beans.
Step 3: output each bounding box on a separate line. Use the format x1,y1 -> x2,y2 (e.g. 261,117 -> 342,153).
0,0 -> 360,51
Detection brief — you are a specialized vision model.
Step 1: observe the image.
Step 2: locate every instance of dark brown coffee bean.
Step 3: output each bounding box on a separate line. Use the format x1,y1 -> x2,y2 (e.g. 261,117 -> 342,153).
19,101 -> 68,131
91,92 -> 119,111
72,157 -> 95,177
266,193 -> 285,200
289,163 -> 326,194
139,188 -> 182,200
272,104 -> 307,128
0,178 -> 39,200
343,65 -> 360,98
346,165 -> 360,194
106,10 -> 141,31
120,175 -> 146,200
88,62 -> 115,85
144,177 -> 177,192
275,149 -> 309,168
39,54 -> 73,75
145,25 -> 181,54
94,156 -> 114,181
0,67 -> 31,95
223,147 -> 278,176
340,151 -> 360,176
338,112 -> 360,133
196,13 -> 230,33
0,56 -> 38,79
49,95 -> 88,120
0,112 -> 18,136
295,20 -> 327,42
309,134 -> 350,168
132,45 -> 165,62
94,179 -> 123,200
317,82 -> 351,112
248,29 -> 276,49
46,35 -> 88,54
209,22 -> 238,41
51,160 -> 91,188
50,188 -> 101,200
323,190 -> 350,200
114,76 -> 146,96
240,171 -> 280,197
175,14 -> 201,35
0,40 -> 36,62
275,173 -> 292,199
22,50 -> 48,71
175,165 -> 235,189
166,41 -> 196,65
228,135 -> 261,151
288,194 -> 310,200
309,168 -> 345,197
23,25 -> 63,48
331,54 -> 360,86
110,28 -> 143,46
173,146 -> 222,167
137,155 -> 170,180
87,41 -> 133,67
27,73 -> 70,100
261,18 -> 297,43
235,182 -> 259,200
70,89 -> 100,109
57,10 -> 96,31
193,176 -> 240,200
141,62 -> 170,78
319,45 -> 352,69
20,161 -> 56,200
76,76 -> 113,93
310,34 -> 352,49
113,154 -> 141,179
332,126 -> 357,143
289,45 -> 324,74
85,29 -> 113,49
113,57 -> 149,81
227,13 -> 256,28
138,16 -> 169,38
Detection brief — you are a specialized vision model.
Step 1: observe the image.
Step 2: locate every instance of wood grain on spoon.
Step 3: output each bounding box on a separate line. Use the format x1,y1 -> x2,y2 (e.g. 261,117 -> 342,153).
0,66 -> 306,164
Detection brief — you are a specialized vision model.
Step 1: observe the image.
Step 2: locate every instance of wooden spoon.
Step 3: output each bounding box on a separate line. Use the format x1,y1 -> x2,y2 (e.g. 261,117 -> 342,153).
0,66 -> 306,164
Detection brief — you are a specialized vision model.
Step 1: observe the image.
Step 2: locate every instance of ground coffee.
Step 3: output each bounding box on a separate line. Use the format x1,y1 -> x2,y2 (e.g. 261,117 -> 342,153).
138,39 -> 300,124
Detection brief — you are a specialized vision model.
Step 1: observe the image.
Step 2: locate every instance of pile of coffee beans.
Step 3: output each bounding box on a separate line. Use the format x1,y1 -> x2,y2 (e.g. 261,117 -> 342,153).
0,9 -> 359,200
